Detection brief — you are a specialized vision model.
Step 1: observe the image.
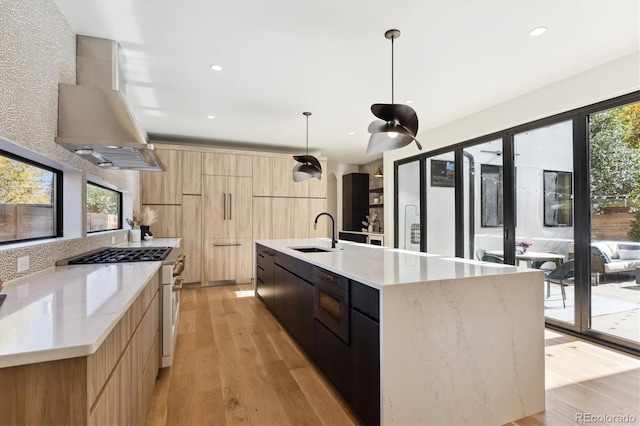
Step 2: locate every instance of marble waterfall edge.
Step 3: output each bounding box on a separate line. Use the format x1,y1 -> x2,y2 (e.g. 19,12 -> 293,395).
381,271 -> 545,425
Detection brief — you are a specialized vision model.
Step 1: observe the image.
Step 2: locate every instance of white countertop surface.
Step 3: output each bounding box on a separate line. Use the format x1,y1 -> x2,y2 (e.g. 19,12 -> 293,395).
256,238 -> 535,290
0,238 -> 181,368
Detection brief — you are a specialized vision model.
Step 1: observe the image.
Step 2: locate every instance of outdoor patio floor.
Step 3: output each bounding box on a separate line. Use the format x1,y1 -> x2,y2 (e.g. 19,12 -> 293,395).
544,274 -> 640,343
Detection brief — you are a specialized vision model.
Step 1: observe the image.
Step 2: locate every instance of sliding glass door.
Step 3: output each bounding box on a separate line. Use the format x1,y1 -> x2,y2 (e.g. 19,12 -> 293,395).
588,101 -> 640,344
514,120 -> 575,325
396,160 -> 421,251
425,153 -> 456,256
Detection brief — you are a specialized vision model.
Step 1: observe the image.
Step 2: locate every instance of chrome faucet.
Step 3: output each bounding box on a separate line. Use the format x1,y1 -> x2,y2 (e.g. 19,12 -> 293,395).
314,212 -> 337,248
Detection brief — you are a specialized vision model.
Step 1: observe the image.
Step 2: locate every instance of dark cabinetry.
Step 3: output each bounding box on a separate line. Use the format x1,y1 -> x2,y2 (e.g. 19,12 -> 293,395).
343,173 -> 369,231
350,281 -> 380,426
255,244 -> 275,311
274,264 -> 314,356
339,231 -> 368,243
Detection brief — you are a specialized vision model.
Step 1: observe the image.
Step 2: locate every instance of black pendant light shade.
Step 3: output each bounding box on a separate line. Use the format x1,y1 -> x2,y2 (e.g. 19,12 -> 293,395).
366,29 -> 421,155
293,112 -> 322,182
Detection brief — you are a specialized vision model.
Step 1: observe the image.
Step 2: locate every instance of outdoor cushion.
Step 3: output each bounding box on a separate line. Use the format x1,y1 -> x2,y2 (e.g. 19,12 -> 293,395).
618,243 -> 640,250
604,259 -> 640,273
618,249 -> 640,260
591,244 -> 612,263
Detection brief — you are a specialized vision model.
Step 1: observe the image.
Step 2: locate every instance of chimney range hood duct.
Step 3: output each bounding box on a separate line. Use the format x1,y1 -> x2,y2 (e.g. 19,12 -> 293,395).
56,35 -> 165,171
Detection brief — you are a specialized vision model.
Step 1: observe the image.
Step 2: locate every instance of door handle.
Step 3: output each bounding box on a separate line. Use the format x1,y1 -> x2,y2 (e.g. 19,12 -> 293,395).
223,193 -> 226,220
229,193 -> 232,220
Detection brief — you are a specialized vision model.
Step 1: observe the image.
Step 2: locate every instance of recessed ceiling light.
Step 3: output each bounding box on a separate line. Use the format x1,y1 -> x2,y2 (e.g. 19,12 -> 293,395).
348,132 -> 355,135
206,115 -> 215,120
209,64 -> 223,71
529,26 -> 547,37
405,99 -> 414,104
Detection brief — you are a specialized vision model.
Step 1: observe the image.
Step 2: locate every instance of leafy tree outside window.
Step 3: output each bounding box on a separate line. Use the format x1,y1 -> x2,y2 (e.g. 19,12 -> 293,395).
0,150 -> 59,243
87,182 -> 121,232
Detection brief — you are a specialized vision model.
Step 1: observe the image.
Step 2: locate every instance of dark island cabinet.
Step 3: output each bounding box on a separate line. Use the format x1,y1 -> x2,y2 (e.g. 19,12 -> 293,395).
254,244 -> 381,425
255,244 -> 275,311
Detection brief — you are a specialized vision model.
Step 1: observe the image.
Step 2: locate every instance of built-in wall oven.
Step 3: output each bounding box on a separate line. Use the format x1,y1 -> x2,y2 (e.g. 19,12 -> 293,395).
313,267 -> 350,344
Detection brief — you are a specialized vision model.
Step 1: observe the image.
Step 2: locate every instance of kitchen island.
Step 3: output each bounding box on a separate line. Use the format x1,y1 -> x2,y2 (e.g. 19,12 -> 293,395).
256,238 -> 545,425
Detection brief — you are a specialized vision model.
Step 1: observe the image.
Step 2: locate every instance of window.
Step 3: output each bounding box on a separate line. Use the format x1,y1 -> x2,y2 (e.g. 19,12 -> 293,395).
430,159 -> 455,187
0,149 -> 61,243
543,170 -> 573,226
481,164 -> 504,227
86,182 -> 122,232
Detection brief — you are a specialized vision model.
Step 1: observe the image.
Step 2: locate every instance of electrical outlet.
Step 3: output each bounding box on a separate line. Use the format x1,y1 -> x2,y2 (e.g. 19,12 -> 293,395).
111,236 -> 116,244
17,256 -> 29,273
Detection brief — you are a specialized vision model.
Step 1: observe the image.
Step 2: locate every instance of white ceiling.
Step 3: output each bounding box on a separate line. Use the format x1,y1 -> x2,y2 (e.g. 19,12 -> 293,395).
54,0 -> 639,165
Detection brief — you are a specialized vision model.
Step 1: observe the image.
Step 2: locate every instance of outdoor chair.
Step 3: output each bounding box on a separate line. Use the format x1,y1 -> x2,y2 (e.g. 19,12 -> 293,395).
545,259 -> 574,308
482,253 -> 504,264
476,249 -> 486,261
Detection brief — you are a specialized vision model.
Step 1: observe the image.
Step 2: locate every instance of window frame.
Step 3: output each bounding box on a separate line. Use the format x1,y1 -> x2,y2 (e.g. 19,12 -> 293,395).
0,148 -> 63,244
86,180 -> 123,233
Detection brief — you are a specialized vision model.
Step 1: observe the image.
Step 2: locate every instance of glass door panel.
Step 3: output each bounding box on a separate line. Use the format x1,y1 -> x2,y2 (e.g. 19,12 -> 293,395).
397,160 -> 421,251
589,101 -> 640,344
426,153 -> 455,255
462,139 -> 504,262
514,120 -> 574,324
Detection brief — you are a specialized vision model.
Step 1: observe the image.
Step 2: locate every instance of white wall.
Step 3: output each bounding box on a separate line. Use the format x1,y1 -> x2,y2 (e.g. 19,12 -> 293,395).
383,52 -> 640,248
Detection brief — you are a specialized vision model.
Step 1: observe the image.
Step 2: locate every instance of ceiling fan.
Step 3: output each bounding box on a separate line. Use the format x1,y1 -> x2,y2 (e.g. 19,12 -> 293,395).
366,29 -> 422,156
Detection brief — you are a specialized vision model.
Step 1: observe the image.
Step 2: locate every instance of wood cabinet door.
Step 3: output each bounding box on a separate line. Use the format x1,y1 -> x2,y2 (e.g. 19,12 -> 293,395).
202,175 -> 228,239
141,149 -> 182,204
182,195 -> 202,283
182,151 -> 202,194
227,176 -> 252,239
142,205 -> 182,237
271,157 -> 308,197
252,197 -> 272,240
203,153 -> 252,177
309,198 -> 328,238
252,156 -> 271,196
202,239 -> 237,282
235,237 -> 253,283
271,198 -> 310,239
308,159 -> 327,198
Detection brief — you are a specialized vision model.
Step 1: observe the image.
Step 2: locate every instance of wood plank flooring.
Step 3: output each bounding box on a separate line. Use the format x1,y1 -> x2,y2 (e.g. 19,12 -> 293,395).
147,283 -> 640,426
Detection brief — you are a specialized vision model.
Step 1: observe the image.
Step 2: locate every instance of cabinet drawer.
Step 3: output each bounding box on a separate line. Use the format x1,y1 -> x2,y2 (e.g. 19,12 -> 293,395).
351,280 -> 379,322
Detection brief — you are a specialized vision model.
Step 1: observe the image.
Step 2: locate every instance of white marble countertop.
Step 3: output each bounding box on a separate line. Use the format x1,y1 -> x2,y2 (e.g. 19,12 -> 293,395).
0,238 -> 181,368
257,238 -> 536,290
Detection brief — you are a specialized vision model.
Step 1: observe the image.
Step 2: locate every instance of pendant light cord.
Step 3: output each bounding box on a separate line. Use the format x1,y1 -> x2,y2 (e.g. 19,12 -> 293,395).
306,114 -> 309,155
391,35 -> 395,104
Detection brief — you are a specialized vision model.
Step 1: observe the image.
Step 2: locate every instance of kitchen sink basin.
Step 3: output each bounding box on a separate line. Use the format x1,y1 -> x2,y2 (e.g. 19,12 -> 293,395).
290,246 -> 333,253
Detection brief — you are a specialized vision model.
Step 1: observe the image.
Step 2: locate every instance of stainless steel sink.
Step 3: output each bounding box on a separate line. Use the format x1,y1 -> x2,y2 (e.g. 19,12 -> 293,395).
290,246 -> 333,253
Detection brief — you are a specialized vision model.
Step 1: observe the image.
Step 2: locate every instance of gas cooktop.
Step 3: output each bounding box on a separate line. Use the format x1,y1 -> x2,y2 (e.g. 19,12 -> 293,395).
60,247 -> 172,265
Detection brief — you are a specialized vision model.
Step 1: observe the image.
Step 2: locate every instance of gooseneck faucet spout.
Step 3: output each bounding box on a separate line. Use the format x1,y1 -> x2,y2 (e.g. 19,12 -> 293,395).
314,212 -> 337,248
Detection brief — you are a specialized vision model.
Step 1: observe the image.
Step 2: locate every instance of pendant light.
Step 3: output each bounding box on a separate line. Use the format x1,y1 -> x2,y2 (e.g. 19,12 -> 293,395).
292,112 -> 322,182
366,29 -> 422,156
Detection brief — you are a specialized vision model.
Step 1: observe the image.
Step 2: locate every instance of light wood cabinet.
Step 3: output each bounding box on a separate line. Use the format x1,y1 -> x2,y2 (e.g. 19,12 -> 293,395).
141,149 -> 182,204
203,237 -> 252,283
271,157 -> 309,197
309,159 -> 328,198
252,197 -> 272,240
252,156 -> 271,196
182,195 -> 202,283
182,151 -> 202,194
272,198 -> 310,239
202,152 -> 252,177
202,175 -> 252,240
309,198 -> 329,238
0,271 -> 161,426
142,204 -> 182,237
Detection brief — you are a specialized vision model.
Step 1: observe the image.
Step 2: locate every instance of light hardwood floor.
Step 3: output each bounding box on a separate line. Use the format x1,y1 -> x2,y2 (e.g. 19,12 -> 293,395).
147,283 -> 640,426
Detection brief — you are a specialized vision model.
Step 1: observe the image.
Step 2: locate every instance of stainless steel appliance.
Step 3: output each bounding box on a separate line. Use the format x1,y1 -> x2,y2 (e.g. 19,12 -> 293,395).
313,267 -> 349,344
57,246 -> 183,367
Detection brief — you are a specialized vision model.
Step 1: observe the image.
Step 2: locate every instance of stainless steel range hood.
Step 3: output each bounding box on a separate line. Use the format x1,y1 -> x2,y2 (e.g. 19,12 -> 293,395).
56,35 -> 165,171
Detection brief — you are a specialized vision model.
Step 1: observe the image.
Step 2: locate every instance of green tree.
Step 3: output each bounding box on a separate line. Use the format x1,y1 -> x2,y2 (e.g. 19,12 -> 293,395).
589,102 -> 640,241
87,184 -> 119,214
0,157 -> 52,204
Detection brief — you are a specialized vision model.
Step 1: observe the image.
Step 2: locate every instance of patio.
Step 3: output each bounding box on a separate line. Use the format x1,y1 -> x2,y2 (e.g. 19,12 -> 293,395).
544,272 -> 640,343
